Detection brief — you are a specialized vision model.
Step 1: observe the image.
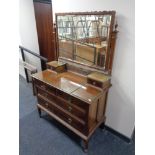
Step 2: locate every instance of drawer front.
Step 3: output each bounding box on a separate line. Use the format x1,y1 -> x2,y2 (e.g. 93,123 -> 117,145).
37,97 -> 87,133
37,88 -> 57,103
47,65 -> 66,73
55,107 -> 87,134
37,96 -> 53,111
34,78 -> 56,94
56,97 -> 87,120
55,66 -> 66,73
87,78 -> 103,88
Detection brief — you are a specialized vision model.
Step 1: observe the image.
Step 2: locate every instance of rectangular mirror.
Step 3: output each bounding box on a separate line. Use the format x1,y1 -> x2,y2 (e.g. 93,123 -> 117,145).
55,11 -> 116,72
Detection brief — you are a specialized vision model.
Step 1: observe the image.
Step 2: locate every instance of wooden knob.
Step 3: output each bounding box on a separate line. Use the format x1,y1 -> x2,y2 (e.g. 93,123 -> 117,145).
41,85 -> 46,90
45,102 -> 48,107
93,81 -> 96,85
68,118 -> 72,124
68,106 -> 72,112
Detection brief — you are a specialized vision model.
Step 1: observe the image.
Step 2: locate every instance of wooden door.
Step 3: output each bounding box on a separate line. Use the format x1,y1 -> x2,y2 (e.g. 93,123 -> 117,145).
33,0 -> 56,70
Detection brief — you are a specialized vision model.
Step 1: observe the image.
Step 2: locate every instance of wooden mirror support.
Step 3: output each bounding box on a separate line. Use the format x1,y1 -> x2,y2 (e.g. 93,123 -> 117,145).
32,11 -> 118,152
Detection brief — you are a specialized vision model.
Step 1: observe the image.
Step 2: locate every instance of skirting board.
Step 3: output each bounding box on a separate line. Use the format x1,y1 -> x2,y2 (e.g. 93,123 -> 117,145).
104,125 -> 134,143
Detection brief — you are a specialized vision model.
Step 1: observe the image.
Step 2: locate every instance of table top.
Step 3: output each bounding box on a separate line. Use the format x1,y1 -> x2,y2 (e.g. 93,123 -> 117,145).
32,69 -> 102,104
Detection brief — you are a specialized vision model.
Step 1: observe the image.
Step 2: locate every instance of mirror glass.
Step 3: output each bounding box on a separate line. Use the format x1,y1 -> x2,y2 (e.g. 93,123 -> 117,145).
56,13 -> 114,69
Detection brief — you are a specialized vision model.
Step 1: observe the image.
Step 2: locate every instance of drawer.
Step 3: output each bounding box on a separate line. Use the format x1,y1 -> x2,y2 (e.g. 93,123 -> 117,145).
37,96 -> 87,134
37,96 -> 54,112
56,97 -> 87,120
34,78 -> 56,94
87,78 -> 103,88
37,88 -> 57,103
54,104 -> 87,134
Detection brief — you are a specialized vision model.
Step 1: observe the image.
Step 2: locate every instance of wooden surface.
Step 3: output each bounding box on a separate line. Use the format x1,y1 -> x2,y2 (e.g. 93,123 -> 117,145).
72,84 -> 102,103
33,1 -> 56,69
32,69 -> 102,103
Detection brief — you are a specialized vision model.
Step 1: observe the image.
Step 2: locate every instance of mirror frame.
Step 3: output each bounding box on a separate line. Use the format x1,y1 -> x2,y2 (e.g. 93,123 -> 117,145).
55,11 -> 116,73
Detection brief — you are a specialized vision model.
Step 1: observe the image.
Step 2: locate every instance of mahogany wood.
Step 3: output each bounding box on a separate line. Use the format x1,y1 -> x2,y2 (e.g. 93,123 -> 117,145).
33,1 -> 56,70
30,8 -> 117,152
32,68 -> 111,151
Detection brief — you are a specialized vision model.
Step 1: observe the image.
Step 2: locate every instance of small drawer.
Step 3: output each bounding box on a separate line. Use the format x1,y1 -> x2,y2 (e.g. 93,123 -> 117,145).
87,78 -> 103,88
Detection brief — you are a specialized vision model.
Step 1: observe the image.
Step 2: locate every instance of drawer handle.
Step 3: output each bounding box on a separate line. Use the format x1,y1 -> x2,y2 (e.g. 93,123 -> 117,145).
41,85 -> 46,90
68,118 -> 72,124
45,102 -> 48,107
93,81 -> 96,85
68,106 -> 72,112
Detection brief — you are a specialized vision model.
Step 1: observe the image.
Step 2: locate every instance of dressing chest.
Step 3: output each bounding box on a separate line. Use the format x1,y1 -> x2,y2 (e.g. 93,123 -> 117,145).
32,11 -> 118,152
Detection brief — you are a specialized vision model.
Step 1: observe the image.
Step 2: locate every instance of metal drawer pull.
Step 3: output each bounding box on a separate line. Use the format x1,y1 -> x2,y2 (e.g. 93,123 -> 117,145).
93,81 -> 96,85
45,102 -> 48,107
41,85 -> 46,89
68,118 -> 72,124
68,106 -> 72,112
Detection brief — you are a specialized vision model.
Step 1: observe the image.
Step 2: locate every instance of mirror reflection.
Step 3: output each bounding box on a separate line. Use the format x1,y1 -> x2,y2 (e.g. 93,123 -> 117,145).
57,14 -> 112,68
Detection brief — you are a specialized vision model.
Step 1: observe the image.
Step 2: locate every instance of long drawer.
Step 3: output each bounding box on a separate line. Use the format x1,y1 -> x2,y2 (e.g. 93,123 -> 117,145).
37,96 -> 87,133
37,87 -> 88,120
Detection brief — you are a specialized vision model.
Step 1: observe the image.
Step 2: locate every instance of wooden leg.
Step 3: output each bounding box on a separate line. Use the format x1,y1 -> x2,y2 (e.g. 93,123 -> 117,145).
31,73 -> 37,96
82,139 -> 88,153
32,79 -> 36,96
37,107 -> 42,118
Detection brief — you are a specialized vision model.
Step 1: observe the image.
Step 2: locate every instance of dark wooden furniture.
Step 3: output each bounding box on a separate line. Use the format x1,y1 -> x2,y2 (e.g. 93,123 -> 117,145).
32,11 -> 118,152
33,0 -> 56,70
32,66 -> 111,152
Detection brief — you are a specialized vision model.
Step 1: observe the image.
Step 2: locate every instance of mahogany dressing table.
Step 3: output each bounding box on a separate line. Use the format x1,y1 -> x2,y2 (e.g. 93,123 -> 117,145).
32,11 -> 118,152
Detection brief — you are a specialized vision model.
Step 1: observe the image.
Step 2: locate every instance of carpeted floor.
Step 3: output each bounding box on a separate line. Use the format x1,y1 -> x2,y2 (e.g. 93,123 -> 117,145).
19,75 -> 135,155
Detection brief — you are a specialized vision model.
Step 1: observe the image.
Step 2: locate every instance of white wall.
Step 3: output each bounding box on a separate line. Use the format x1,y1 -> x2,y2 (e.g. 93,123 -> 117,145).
52,0 -> 135,138
19,0 -> 41,78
